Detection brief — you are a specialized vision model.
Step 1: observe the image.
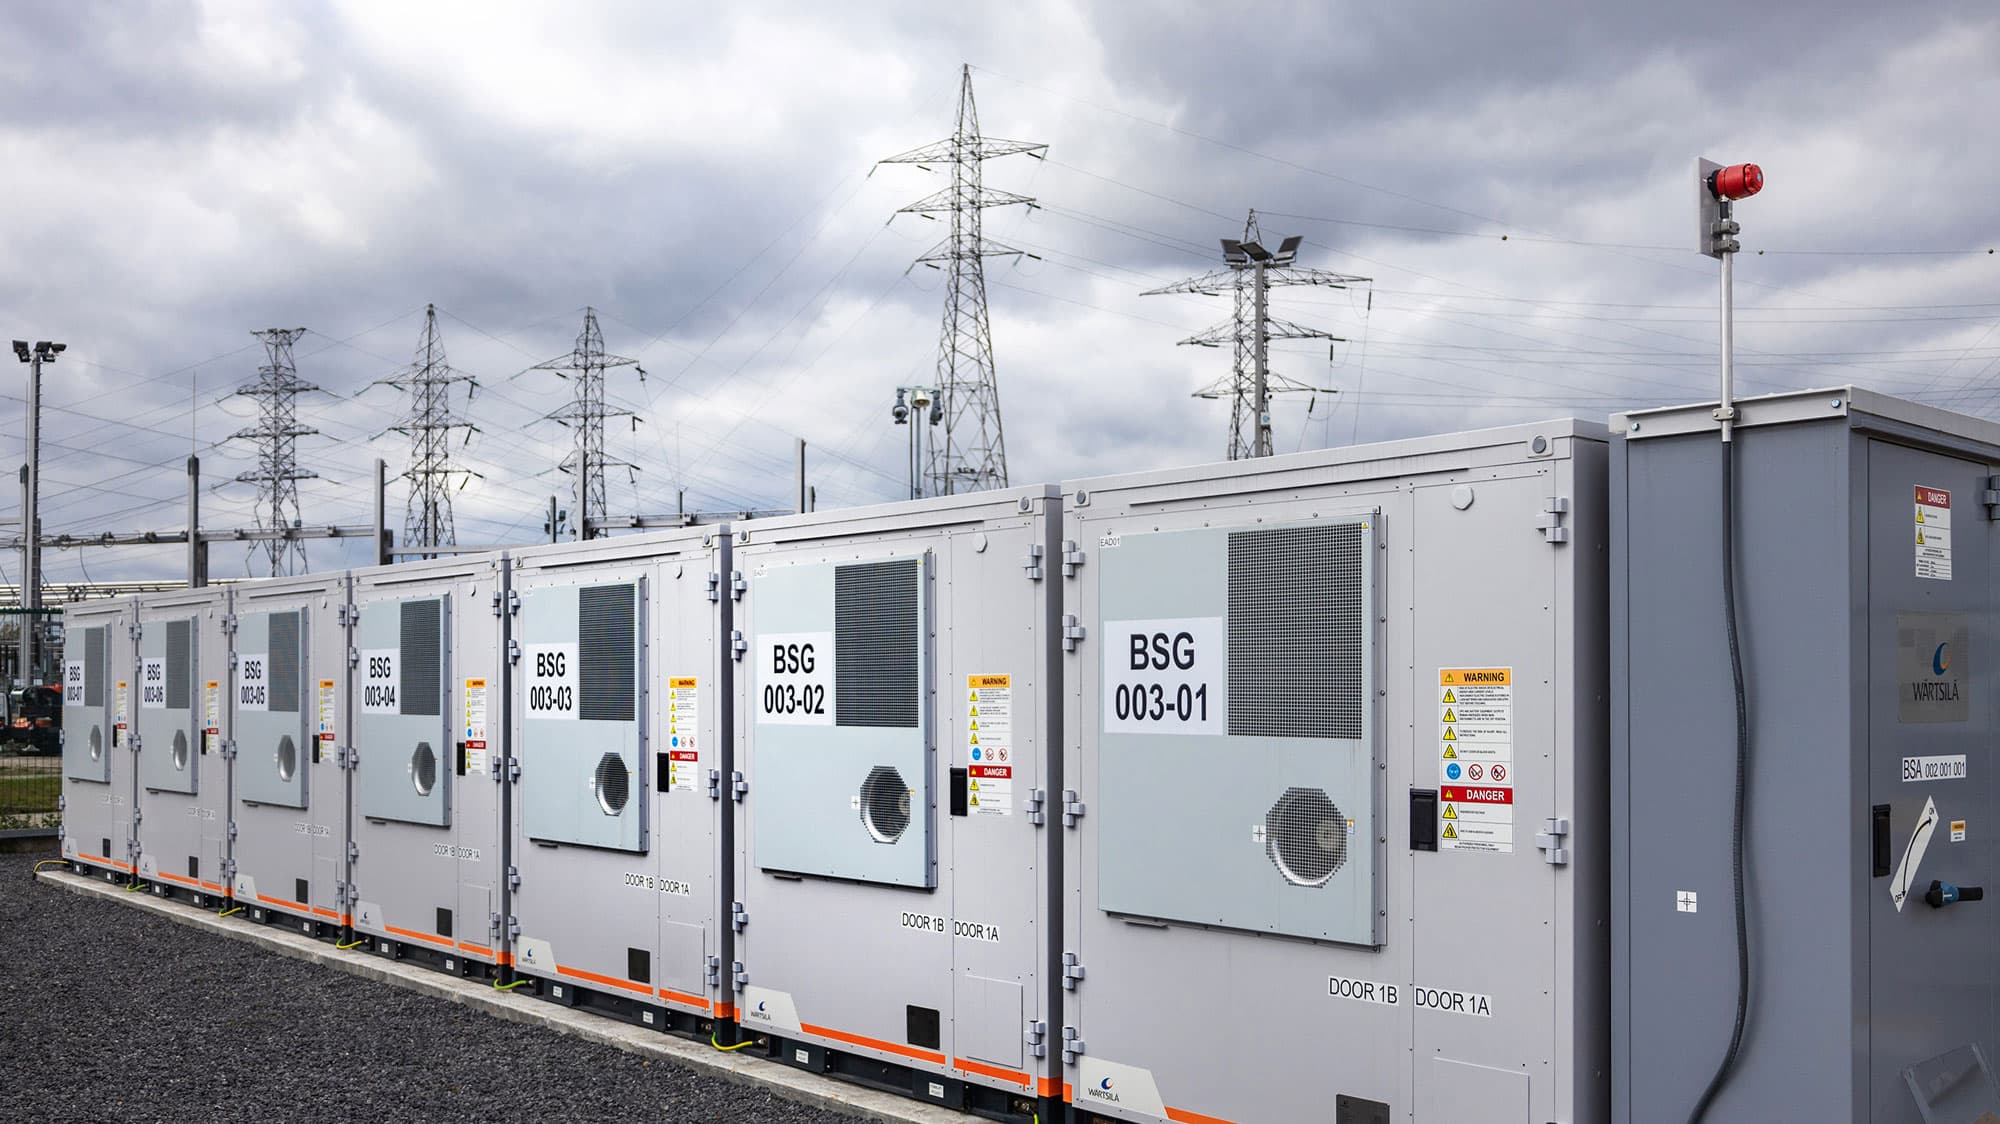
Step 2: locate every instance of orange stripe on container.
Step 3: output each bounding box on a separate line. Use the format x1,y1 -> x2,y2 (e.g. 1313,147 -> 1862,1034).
1166,1107 -> 1240,1124
1063,1082 -> 1074,1103
77,852 -> 135,873
656,986 -> 712,1012
455,941 -> 494,957
154,871 -> 225,893
1037,1076 -> 1060,1097
800,1022 -> 946,1067
382,924 -> 454,949
952,1057 -> 1032,1086
555,963 -> 653,998
713,1003 -> 736,1020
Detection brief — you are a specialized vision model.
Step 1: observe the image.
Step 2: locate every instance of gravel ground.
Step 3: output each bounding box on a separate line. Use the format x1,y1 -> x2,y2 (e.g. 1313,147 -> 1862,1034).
0,852 -> 861,1124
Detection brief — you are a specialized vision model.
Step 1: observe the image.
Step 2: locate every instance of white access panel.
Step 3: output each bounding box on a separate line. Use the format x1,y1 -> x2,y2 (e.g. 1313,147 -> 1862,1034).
60,598 -> 137,878
132,588 -> 234,902
1061,421 -> 1611,1124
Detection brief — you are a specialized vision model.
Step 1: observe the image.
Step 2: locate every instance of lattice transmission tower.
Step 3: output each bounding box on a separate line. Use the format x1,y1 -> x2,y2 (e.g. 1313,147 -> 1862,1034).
372,304 -> 480,559
532,308 -> 643,540
1143,210 -> 1371,459
231,327 -> 319,575
879,64 -> 1045,496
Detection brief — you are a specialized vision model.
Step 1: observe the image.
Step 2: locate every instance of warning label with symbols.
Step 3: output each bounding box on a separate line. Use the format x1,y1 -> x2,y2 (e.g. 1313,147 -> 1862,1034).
667,676 -> 699,792
114,681 -> 128,747
1916,485 -> 1952,581
203,681 -> 221,756
317,680 -> 337,744
463,678 -> 489,775
1439,668 -> 1513,853
967,675 -> 1013,814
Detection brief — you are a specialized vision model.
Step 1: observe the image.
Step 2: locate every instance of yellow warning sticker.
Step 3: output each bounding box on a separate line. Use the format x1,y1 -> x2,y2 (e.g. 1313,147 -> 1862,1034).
1442,688 -> 1457,704
1440,668 -> 1510,686
966,673 -> 1014,815
1440,666 -> 1515,854
1443,824 -> 1459,841
1442,805 -> 1458,820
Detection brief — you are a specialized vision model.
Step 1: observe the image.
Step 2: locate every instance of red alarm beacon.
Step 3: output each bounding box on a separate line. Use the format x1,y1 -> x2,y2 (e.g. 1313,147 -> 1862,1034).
1709,163 -> 1763,201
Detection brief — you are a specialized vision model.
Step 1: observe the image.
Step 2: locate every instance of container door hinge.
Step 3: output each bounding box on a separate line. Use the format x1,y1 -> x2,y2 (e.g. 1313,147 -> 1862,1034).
336,603 -> 354,626
490,754 -> 504,782
129,733 -> 142,753
126,837 -> 142,860
1060,1026 -> 1086,1065
707,769 -> 721,800
1062,789 -> 1087,828
128,622 -> 143,640
57,793 -> 66,812
334,881 -> 351,907
1025,1020 -> 1048,1059
488,911 -> 502,936
346,840 -> 359,863
507,639 -> 521,664
1985,475 -> 2000,521
730,570 -> 747,601
1538,497 -> 1571,544
1025,788 -> 1046,827
730,630 -> 747,662
336,745 -> 355,770
506,865 -> 520,891
226,820 -> 238,841
229,651 -> 240,669
220,740 -> 238,761
731,900 -> 748,932
1022,544 -> 1045,582
506,915 -> 520,941
1536,817 -> 1572,865
220,614 -> 237,635
732,961 -> 748,991
347,646 -> 360,668
705,955 -> 721,988
1062,615 -> 1086,652
1061,540 -> 1086,578
132,808 -> 142,825
507,757 -> 521,783
706,572 -> 722,602
1061,951 -> 1086,990
731,771 -> 748,801
221,858 -> 237,881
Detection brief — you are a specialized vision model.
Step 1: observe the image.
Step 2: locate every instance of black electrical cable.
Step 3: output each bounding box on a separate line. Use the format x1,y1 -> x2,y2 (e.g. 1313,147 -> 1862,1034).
1687,438 -> 1751,1124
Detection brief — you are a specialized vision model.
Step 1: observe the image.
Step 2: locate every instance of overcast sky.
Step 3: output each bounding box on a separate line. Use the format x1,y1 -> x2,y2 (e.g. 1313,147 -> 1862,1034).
3,0 -> 1996,582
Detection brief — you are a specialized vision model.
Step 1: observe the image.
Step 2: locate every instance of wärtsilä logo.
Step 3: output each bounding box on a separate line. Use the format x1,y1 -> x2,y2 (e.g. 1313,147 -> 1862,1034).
1934,642 -> 1953,676
1084,1076 -> 1120,1103
1912,641 -> 1961,705
749,1000 -> 769,1019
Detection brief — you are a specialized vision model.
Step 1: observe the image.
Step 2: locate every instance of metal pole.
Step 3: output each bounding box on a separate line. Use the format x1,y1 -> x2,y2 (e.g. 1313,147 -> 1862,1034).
23,351 -> 40,680
372,458 -> 389,565
795,438 -> 807,514
16,464 -> 26,681
1251,259 -> 1271,457
1718,209 -> 1736,444
186,455 -> 204,587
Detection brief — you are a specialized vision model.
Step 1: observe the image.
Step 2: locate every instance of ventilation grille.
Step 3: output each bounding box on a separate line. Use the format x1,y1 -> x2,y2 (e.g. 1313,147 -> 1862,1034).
579,584 -> 636,723
399,600 -> 442,717
1228,524 -> 1365,739
269,611 -> 302,714
165,619 -> 192,710
834,558 -> 921,728
83,627 -> 104,707
594,752 -> 631,815
412,741 -> 438,796
860,765 -> 913,843
1265,787 -> 1348,887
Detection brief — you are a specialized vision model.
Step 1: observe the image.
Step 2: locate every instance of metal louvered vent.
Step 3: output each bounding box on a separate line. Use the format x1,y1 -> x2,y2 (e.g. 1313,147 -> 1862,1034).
859,765 -> 913,843
579,584 -> 636,723
835,558 -> 921,728
1228,523 -> 1364,739
172,730 -> 190,771
400,600 -> 442,717
594,752 -> 631,815
269,611 -> 302,714
84,627 -> 105,707
165,619 -> 192,710
411,741 -> 438,796
1265,787 -> 1348,887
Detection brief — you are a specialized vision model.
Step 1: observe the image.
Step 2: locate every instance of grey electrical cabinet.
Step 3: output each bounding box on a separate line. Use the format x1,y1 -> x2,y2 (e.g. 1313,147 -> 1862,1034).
348,554 -> 508,976
508,526 -> 729,1036
1613,388 -> 2000,1124
731,488 -> 1063,1118
60,597 -> 137,880
1060,422 -> 1610,1124
132,588 -> 233,906
231,572 -> 352,938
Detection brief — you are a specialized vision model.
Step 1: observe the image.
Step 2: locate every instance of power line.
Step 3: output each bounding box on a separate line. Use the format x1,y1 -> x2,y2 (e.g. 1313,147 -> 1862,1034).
228,328 -> 318,576
528,309 -> 644,539
370,305 -> 481,559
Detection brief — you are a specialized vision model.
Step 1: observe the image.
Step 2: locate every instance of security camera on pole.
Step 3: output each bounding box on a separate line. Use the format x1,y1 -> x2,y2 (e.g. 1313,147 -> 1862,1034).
13,339 -> 62,684
891,385 -> 943,500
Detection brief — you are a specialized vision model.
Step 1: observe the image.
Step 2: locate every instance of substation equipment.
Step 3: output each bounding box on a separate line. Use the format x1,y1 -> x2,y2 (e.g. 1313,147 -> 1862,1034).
60,596 -> 138,881
507,525 -> 732,1039
1057,422 -> 1611,1124
132,587 -> 233,907
730,488 -> 1064,1120
1614,387 -> 2000,1124
228,570 -> 352,938
347,553 -> 510,976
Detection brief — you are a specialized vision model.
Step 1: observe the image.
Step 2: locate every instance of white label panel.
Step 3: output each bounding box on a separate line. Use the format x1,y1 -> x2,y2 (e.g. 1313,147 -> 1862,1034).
203,681 -> 221,755
463,677 -> 489,773
667,676 -> 699,791
757,630 -> 833,726
63,659 -> 85,699
140,657 -> 167,709
1915,485 -> 1952,581
360,648 -> 400,714
1102,616 -> 1226,735
1903,754 -> 1968,782
524,643 -> 578,720
237,653 -> 269,713
967,674 -> 1013,814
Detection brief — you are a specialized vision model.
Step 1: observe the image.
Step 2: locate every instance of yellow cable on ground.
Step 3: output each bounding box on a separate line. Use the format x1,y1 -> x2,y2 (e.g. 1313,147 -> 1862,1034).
710,1033 -> 756,1052
124,881 -> 145,892
217,905 -> 243,918
32,859 -> 66,873
334,936 -> 366,949
492,977 -> 531,991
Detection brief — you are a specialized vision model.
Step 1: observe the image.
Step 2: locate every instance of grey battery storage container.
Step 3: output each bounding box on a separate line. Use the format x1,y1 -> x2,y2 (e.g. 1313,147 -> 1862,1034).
730,488 -> 1063,1118
348,553 -> 509,976
1060,422 -> 1610,1124
508,526 -> 732,1036
1613,388 -> 2000,1124
230,571 -> 352,938
61,597 -> 138,880
132,588 -> 233,906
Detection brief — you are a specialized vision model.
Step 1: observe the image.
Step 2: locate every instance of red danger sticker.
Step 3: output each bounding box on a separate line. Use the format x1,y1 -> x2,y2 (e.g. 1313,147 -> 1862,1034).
1441,785 -> 1513,805
1916,486 -> 1951,508
969,765 -> 1012,779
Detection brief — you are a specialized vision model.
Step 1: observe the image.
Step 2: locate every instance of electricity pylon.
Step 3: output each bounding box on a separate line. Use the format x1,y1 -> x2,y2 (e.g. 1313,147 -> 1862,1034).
1144,210 -> 1370,459
532,308 -> 643,539
372,304 -> 480,559
231,328 -> 318,575
879,64 -> 1045,495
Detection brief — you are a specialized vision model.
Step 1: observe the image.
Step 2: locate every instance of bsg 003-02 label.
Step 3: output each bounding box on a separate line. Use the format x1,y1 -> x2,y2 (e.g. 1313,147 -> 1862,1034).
758,631 -> 833,726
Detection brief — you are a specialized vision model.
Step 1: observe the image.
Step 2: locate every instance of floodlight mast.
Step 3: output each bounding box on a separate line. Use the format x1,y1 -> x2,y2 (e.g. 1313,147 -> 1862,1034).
14,338 -> 59,681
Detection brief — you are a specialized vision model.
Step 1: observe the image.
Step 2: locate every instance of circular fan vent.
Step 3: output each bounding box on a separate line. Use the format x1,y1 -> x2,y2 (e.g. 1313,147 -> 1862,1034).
594,752 -> 630,815
276,735 -> 298,782
171,730 -> 190,772
1265,787 -> 1347,887
411,741 -> 438,796
89,725 -> 103,762
859,766 -> 912,844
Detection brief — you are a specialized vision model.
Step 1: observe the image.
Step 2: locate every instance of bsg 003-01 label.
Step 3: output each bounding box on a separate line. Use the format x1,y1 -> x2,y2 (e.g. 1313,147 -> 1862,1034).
1102,616 -> 1227,735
